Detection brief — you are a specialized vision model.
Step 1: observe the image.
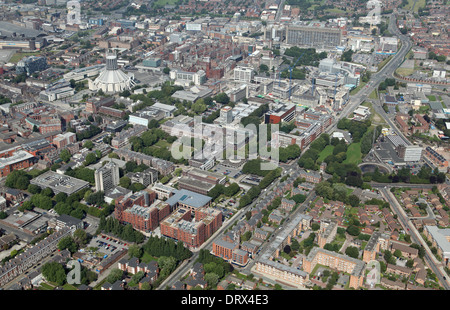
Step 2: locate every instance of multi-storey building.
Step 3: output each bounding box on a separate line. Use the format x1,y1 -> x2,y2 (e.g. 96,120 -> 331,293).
302,247 -> 365,289
114,190 -> 171,233
178,168 -> 226,195
362,231 -> 391,263
126,168 -> 159,188
160,206 -> 222,249
264,102 -> 296,124
233,66 -> 254,83
317,220 -> 337,248
85,97 -> 115,114
53,132 -> 77,149
94,160 -> 120,192
423,226 -> 450,267
114,148 -> 175,176
0,150 -> 36,177
286,25 -> 342,48
16,56 -> 48,76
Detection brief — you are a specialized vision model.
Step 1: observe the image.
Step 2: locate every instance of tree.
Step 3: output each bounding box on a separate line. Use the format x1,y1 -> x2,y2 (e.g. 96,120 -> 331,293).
58,236 -> 78,253
83,140 -> 94,150
73,229 -> 88,247
311,223 -> 320,231
259,64 -> 269,72
41,187 -> 54,198
54,192 -> 68,203
128,244 -> 143,259
42,262 -> 66,286
13,175 -> 30,190
214,93 -> 230,105
84,152 -> 98,166
345,246 -> 359,259
347,194 -> 360,207
346,225 -> 360,236
27,184 -> 41,194
204,273 -> 219,288
107,268 -> 124,284
60,149 -> 71,162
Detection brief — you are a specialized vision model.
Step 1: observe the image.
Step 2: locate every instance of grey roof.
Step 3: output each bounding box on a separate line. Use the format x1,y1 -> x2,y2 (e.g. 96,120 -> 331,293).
0,21 -> 45,37
165,189 -> 212,209
424,226 -> 450,256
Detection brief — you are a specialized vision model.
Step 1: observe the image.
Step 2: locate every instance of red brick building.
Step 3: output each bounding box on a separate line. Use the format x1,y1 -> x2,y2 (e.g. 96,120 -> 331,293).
160,207 -> 222,249
114,190 -> 170,233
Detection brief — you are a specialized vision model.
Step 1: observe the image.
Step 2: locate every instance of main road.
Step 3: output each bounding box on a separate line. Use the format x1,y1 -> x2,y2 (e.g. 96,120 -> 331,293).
325,13 -> 412,136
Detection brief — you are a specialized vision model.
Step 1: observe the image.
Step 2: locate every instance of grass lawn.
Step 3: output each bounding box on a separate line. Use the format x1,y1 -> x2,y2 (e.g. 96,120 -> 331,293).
318,145 -> 334,162
343,142 -> 362,165
404,0 -> 425,12
9,51 -> 42,64
38,283 -> 55,290
427,95 -> 437,101
154,0 -> 179,5
63,283 -> 78,290
154,140 -> 171,149
350,82 -> 367,95
141,251 -> 158,263
395,67 -> 415,76
369,89 -> 378,100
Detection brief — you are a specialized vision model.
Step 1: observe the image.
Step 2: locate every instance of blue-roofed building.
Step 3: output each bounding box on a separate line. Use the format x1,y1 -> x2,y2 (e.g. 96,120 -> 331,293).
165,189 -> 212,211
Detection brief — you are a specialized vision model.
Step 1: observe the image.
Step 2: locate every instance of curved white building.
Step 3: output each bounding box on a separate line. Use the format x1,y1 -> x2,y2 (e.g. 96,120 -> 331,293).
89,53 -> 136,93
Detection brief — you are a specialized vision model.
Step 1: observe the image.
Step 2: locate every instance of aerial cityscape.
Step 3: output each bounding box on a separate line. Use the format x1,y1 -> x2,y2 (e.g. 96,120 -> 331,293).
0,0 -> 448,296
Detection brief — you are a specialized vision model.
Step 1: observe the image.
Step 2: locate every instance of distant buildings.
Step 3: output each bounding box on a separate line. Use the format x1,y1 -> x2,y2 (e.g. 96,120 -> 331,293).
169,69 -> 206,87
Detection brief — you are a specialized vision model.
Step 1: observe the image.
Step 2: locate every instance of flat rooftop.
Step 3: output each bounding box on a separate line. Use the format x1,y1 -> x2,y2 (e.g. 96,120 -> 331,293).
165,189 -> 212,209
30,170 -> 90,195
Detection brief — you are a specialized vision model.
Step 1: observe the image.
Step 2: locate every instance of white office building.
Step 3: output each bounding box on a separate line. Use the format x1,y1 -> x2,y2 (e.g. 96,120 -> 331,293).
94,160 -> 120,192
234,66 -> 254,83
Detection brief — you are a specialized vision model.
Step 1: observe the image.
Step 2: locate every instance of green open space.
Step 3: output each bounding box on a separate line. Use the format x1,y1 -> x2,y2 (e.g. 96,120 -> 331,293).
404,0 -> 426,12
318,145 -> 335,162
154,0 -> 179,5
9,51 -> 41,64
343,142 -> 362,165
395,67 -> 415,76
350,82 -> 367,95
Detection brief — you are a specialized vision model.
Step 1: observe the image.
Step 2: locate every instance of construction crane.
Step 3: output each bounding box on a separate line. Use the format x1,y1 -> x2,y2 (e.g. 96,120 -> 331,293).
276,50 -> 307,100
